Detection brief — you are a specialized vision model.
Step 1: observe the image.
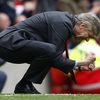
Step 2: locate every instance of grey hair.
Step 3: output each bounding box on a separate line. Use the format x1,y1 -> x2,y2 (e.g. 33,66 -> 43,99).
76,12 -> 100,37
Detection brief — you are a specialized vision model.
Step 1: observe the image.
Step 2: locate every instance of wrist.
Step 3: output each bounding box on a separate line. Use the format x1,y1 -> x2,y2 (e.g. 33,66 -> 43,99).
77,60 -> 88,67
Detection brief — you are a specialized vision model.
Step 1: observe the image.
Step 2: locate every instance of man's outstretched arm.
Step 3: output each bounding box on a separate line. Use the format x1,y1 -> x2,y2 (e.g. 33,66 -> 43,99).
53,54 -> 96,74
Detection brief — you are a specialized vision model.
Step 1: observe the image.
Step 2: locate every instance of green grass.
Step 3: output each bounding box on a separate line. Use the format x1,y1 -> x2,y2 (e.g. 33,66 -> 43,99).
0,94 -> 100,100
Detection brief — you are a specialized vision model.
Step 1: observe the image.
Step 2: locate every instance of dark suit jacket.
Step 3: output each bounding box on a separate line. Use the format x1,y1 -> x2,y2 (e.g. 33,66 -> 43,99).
0,11 -> 76,71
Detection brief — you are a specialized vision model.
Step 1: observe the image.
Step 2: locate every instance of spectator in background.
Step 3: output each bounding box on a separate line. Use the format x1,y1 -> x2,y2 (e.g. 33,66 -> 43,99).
0,0 -> 9,4
0,0 -> 16,25
89,0 -> 100,45
57,0 -> 88,14
0,55 -> 7,92
22,0 -> 38,18
15,0 -> 24,15
0,13 -> 11,32
37,0 -> 58,12
0,69 -> 7,92
90,0 -> 100,18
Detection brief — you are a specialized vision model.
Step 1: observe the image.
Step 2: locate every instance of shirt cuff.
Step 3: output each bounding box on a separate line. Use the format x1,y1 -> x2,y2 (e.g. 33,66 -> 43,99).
73,61 -> 78,69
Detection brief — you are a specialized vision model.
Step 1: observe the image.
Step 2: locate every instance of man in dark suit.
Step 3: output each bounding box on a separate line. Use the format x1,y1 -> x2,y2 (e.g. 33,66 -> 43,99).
0,11 -> 99,94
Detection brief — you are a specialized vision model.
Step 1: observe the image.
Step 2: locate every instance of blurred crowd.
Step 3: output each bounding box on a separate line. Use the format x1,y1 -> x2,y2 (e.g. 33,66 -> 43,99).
0,0 -> 100,30
0,0 -> 100,93
0,0 -> 100,36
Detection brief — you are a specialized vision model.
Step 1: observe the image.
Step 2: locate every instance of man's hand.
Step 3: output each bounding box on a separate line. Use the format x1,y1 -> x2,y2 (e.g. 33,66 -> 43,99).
79,63 -> 95,71
84,52 -> 96,65
75,53 -> 96,71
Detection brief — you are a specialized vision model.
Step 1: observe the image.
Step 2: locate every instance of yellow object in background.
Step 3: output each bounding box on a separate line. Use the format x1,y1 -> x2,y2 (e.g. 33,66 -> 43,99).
69,39 -> 100,68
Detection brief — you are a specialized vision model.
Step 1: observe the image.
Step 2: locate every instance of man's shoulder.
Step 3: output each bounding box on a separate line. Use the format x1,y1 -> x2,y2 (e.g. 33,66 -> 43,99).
26,11 -> 74,20
43,11 -> 74,21
43,11 -> 71,15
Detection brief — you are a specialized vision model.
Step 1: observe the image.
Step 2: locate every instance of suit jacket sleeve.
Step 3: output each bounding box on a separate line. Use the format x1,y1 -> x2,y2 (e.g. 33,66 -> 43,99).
48,17 -> 76,72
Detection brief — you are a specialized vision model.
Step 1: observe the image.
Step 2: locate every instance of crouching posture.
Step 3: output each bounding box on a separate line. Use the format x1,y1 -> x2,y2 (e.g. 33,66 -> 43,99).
0,11 -> 99,94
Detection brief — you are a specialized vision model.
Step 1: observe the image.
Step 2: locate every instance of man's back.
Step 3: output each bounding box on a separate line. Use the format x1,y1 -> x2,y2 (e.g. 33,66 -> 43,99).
14,11 -> 75,42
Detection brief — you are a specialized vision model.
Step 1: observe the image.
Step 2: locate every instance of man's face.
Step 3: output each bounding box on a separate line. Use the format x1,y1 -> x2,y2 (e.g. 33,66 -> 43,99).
75,31 -> 92,42
74,23 -> 95,42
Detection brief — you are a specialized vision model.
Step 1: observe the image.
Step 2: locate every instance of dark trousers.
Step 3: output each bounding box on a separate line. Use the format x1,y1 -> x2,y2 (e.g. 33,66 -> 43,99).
0,40 -> 57,84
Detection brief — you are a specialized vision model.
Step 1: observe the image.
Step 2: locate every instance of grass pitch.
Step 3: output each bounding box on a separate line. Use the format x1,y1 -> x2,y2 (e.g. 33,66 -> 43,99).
0,94 -> 100,100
